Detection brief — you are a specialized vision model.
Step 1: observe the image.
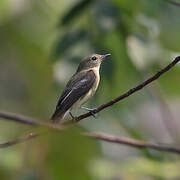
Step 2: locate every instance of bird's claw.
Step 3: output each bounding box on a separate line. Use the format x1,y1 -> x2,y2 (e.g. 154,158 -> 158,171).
89,110 -> 96,118
69,112 -> 77,122
81,107 -> 97,118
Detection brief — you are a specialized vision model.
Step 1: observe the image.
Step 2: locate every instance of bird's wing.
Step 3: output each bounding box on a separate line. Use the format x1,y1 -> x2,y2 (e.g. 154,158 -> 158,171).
51,70 -> 96,122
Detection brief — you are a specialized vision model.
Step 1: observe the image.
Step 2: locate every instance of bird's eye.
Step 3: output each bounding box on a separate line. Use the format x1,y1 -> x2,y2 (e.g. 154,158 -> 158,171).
91,56 -> 97,61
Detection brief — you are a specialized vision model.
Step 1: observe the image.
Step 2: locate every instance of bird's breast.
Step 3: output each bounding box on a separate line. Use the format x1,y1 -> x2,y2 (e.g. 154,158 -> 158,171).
71,67 -> 100,109
81,67 -> 100,102
91,67 -> 100,94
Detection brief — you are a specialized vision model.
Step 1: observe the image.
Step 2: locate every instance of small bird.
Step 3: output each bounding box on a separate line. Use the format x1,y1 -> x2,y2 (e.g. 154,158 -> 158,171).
51,53 -> 111,123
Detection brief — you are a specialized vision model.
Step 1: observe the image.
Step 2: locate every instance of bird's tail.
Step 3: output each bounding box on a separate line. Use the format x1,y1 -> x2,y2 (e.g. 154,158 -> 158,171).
51,109 -> 69,124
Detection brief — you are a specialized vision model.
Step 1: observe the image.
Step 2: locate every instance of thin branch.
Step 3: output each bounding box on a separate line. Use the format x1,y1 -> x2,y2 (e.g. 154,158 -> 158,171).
75,56 -> 180,121
0,56 -> 180,154
0,112 -> 66,130
0,112 -> 39,125
1,128 -> 180,154
167,0 -> 180,7
0,133 -> 38,148
86,132 -> 180,154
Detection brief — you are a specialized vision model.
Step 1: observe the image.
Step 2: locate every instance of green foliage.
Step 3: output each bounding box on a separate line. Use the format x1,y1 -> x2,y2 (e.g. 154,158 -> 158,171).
45,127 -> 99,180
158,4 -> 180,51
0,0 -> 180,179
60,0 -> 94,26
54,29 -> 89,58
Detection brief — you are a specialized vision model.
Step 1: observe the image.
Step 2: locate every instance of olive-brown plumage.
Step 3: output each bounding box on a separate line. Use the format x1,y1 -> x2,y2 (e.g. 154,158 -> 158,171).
51,53 -> 111,123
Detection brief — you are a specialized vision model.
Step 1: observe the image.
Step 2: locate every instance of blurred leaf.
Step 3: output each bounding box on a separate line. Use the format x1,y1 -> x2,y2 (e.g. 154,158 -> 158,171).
158,4 -> 180,51
54,29 -> 89,58
139,0 -> 163,17
0,23 -> 53,116
60,0 -> 94,26
92,0 -> 120,33
102,31 -> 141,98
45,127 -> 99,180
112,0 -> 143,15
0,0 -> 10,22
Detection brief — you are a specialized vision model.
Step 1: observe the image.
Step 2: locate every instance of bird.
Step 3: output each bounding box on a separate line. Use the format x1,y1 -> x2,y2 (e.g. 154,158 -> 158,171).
51,53 -> 111,123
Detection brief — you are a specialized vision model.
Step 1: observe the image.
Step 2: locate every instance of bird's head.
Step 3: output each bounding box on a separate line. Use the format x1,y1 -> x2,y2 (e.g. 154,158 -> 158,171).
77,53 -> 111,72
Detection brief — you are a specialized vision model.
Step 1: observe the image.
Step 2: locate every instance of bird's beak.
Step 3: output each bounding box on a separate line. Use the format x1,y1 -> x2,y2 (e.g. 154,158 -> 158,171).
101,53 -> 111,60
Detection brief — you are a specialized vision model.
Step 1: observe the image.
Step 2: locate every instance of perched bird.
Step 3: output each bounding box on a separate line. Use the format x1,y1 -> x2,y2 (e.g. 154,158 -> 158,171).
51,53 -> 111,123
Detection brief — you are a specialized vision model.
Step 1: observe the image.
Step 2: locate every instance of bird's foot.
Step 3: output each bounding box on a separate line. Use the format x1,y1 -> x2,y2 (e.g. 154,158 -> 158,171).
80,106 -> 97,118
69,112 -> 77,122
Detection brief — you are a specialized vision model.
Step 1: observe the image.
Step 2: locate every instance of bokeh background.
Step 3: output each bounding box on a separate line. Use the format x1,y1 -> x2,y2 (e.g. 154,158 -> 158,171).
0,0 -> 180,179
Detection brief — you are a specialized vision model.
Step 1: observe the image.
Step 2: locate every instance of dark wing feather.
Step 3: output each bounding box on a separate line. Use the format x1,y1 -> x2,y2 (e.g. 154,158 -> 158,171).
51,70 -> 96,122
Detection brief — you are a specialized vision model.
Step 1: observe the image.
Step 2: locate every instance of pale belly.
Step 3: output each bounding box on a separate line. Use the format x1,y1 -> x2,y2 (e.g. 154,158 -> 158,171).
71,89 -> 94,109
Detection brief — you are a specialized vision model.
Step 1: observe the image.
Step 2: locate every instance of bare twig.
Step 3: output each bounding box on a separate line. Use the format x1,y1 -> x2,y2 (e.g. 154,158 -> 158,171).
75,56 -> 180,121
167,0 -> 180,7
1,127 -> 180,154
0,112 -> 39,125
0,133 -> 38,148
86,132 -> 180,154
0,112 -> 66,130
